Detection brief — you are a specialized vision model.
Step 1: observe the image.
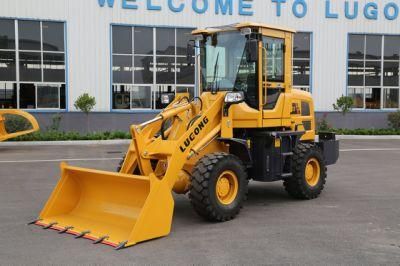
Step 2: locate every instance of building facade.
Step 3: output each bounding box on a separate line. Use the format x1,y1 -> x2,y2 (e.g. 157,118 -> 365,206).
1,0 -> 400,130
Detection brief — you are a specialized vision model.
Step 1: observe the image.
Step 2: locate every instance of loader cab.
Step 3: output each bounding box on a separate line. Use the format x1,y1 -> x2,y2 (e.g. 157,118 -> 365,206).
193,23 -> 295,116
197,29 -> 259,110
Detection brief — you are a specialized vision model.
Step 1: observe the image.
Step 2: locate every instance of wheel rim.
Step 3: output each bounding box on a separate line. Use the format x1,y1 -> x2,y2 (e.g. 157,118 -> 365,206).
305,158 -> 321,187
216,170 -> 239,205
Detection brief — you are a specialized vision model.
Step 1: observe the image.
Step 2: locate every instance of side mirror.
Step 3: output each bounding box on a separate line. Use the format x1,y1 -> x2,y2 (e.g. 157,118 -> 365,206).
187,40 -> 195,65
246,39 -> 258,63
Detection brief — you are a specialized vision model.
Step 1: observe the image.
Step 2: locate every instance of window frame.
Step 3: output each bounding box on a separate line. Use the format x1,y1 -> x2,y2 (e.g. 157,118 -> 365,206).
292,32 -> 313,93
0,18 -> 67,111
111,25 -> 195,111
347,34 -> 400,111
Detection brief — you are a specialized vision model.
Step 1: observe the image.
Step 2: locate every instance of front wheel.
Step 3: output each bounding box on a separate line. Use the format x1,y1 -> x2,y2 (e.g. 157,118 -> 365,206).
189,153 -> 248,222
283,142 -> 327,199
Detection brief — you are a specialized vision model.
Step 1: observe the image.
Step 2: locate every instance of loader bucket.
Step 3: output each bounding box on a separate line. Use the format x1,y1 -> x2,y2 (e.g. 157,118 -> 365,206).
0,110 -> 39,142
34,163 -> 174,249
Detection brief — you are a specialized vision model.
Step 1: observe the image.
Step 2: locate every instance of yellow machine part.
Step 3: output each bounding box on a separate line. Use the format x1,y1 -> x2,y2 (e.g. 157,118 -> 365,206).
34,93 -> 225,249
0,110 -> 39,142
36,163 -> 174,249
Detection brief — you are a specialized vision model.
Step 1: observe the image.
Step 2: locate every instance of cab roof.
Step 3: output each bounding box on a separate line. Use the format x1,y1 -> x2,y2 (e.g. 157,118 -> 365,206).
191,22 -> 296,35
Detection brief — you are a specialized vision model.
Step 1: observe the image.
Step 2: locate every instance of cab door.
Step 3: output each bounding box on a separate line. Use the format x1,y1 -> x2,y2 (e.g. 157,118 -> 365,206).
260,31 -> 291,127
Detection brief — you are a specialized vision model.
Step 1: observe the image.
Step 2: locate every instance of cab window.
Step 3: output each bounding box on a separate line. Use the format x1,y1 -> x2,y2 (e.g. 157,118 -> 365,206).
262,37 -> 285,82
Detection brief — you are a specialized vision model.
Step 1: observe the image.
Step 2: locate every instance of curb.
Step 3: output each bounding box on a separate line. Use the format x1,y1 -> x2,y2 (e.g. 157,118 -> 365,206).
1,136 -> 400,147
0,139 -> 131,147
336,135 -> 400,140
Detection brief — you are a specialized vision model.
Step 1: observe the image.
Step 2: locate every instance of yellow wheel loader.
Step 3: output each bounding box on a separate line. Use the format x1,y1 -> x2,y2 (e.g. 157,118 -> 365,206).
31,22 -> 339,250
0,110 -> 39,142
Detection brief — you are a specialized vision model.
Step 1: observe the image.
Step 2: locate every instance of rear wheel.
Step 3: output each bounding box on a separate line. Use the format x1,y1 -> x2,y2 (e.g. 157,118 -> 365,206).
283,142 -> 327,199
189,153 -> 248,222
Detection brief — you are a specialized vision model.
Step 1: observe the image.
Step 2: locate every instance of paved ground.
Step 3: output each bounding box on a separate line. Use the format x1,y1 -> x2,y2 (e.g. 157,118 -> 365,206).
0,140 -> 399,265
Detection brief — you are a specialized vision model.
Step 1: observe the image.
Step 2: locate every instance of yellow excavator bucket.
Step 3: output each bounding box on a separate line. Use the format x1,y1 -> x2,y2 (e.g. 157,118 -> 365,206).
0,110 -> 39,141
33,163 -> 174,249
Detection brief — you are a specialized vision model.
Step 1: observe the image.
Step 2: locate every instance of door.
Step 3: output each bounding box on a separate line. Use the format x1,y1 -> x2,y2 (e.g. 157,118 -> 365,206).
261,36 -> 286,122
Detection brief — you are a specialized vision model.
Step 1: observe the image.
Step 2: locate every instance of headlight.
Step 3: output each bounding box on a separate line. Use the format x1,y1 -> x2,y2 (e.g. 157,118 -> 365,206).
161,95 -> 171,104
225,92 -> 244,103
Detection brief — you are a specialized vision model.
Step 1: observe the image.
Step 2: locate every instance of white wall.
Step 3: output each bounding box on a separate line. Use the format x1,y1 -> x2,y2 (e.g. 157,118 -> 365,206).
1,0 -> 399,111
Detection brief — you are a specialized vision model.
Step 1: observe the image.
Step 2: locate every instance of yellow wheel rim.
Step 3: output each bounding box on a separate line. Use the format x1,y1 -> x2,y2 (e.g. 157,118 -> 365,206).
216,171 -> 239,205
305,158 -> 321,187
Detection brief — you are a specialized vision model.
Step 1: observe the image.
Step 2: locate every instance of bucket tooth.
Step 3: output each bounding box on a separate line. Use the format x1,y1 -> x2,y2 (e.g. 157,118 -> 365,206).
43,222 -> 57,229
27,218 -> 42,225
75,231 -> 90,239
93,236 -> 109,244
115,241 -> 128,251
58,226 -> 74,234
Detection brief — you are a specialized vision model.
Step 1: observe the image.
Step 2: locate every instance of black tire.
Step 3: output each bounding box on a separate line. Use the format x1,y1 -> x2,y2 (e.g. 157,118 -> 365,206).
116,155 -> 126,172
189,152 -> 248,222
283,142 -> 327,200
117,154 -> 141,174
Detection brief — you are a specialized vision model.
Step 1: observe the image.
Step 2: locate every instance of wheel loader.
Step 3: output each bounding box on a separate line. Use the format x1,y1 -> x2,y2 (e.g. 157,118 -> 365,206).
0,110 -> 39,142
31,22 -> 339,250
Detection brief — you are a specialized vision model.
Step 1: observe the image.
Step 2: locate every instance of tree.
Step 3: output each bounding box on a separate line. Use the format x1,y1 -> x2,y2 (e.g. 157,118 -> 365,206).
333,95 -> 353,116
74,93 -> 96,132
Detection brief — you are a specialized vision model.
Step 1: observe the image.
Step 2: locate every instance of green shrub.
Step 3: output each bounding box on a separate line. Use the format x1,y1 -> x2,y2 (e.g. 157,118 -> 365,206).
3,114 -> 32,133
74,93 -> 96,132
388,111 -> 400,129
317,113 -> 332,132
47,113 -> 63,131
12,130 -> 131,141
333,95 -> 354,116
74,93 -> 96,114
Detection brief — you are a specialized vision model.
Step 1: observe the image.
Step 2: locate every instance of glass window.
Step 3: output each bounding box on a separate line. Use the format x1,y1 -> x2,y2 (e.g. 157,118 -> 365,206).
365,35 -> 382,60
112,26 -> 132,54
383,61 -> 399,87
19,52 -> 42,81
112,84 -> 131,109
348,61 -> 364,86
42,22 -> 64,52
112,26 -> 195,110
0,51 -> 16,81
19,83 -> 36,109
348,87 -> 364,108
113,55 -> 133,84
383,88 -> 399,108
349,35 -> 364,60
134,56 -> 153,84
384,36 -> 400,60
156,28 -> 175,55
18,21 -> 41,51
365,87 -> 381,109
60,84 -> 66,109
0,20 -> 66,110
347,34 -> 400,110
0,82 -> 17,108
293,33 -> 310,59
43,53 -> 65,82
156,56 -> 175,84
0,19 -> 15,50
263,37 -> 284,82
176,28 -> 193,56
131,86 -> 151,109
134,27 -> 153,55
301,101 -> 311,116
37,85 -> 59,108
176,57 -> 194,84
293,32 -> 311,90
293,59 -> 310,86
365,61 -> 381,86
